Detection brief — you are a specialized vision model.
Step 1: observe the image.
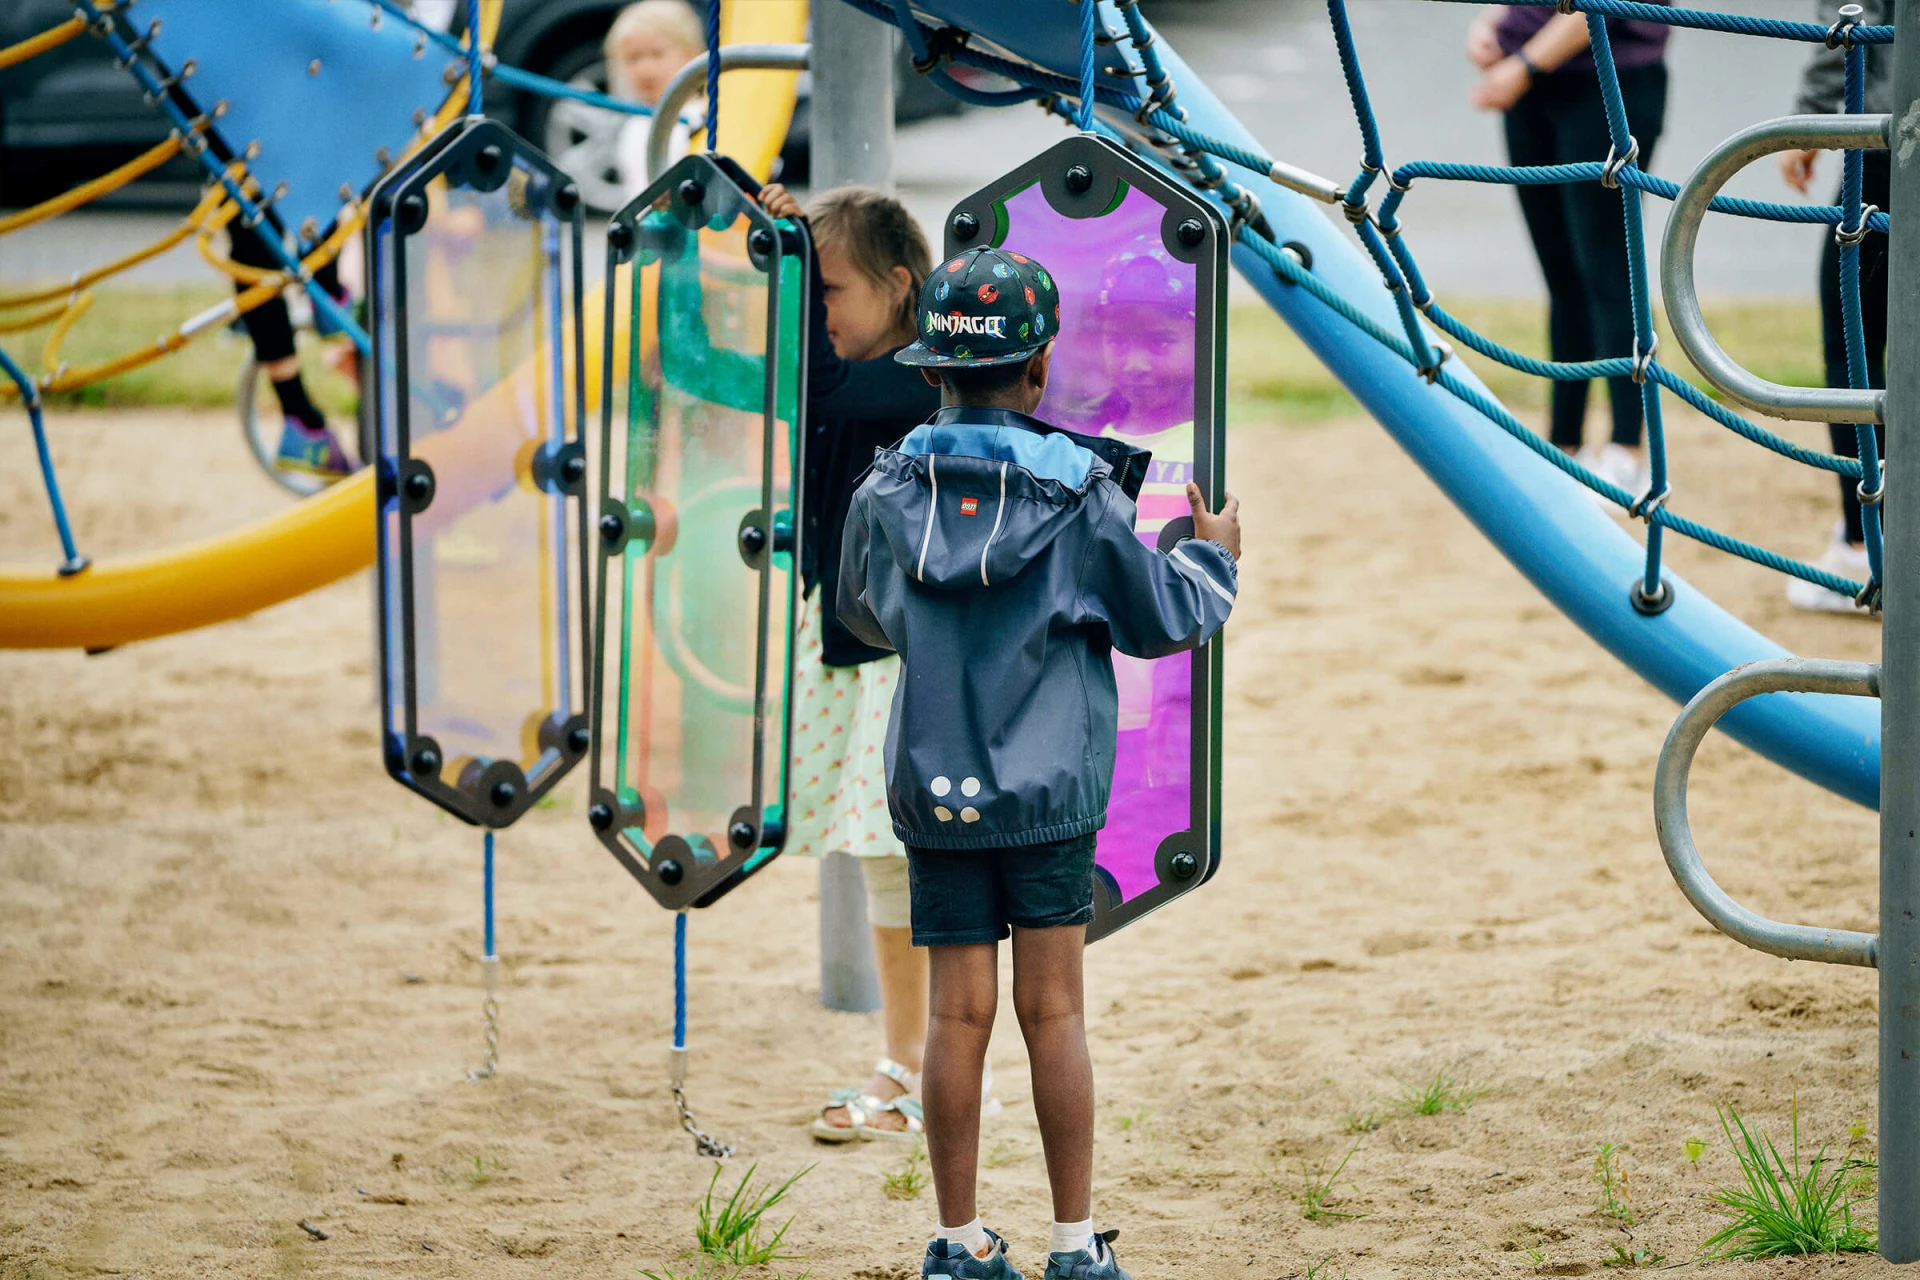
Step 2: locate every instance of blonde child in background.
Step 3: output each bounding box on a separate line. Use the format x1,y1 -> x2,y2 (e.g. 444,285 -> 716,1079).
605,0 -> 705,202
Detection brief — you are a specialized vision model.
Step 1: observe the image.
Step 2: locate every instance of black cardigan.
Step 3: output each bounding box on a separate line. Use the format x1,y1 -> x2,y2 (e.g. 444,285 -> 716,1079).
799,245 -> 941,667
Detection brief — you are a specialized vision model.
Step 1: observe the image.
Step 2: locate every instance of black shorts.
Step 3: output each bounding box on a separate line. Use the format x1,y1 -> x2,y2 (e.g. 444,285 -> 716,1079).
904,834 -> 1098,947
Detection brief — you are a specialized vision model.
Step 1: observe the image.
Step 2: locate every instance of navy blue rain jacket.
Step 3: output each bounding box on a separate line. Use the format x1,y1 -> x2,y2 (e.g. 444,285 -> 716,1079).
836,406 -> 1237,850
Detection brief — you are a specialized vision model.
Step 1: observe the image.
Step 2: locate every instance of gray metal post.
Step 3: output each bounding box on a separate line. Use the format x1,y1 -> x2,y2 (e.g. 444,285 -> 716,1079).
1884,0 -> 1920,1260
810,0 -> 895,1014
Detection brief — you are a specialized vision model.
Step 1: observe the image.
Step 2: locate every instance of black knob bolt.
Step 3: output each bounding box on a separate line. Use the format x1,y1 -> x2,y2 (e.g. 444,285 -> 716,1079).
490,780 -> 517,807
397,192 -> 428,235
1065,164 -> 1093,194
554,183 -> 581,213
1169,850 -> 1199,880
566,725 -> 590,754
657,858 -> 684,885
412,747 -> 440,776
599,511 -> 625,542
607,221 -> 633,254
749,227 -> 776,257
475,143 -> 503,173
588,802 -> 613,830
951,210 -> 979,242
677,178 -> 704,206
729,821 -> 757,849
562,453 -> 586,485
738,525 -> 767,557
1176,217 -> 1205,248
403,469 -> 434,505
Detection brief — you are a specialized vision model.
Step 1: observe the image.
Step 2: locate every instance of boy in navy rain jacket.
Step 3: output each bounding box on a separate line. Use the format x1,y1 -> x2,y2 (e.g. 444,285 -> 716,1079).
838,246 -> 1241,1280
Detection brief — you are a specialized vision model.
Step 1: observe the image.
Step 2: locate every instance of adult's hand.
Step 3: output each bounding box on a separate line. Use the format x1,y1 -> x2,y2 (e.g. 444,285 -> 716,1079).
758,181 -> 804,222
1469,56 -> 1531,112
1466,10 -> 1505,69
1778,149 -> 1819,195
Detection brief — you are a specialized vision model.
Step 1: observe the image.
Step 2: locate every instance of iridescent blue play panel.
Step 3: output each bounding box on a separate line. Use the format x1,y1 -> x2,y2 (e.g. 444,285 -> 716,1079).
943,133 -> 1229,941
369,118 -> 591,828
587,154 -> 808,910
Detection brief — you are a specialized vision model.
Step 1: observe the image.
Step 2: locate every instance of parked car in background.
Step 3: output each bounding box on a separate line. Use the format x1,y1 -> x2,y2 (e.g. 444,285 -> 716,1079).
0,0 -> 961,212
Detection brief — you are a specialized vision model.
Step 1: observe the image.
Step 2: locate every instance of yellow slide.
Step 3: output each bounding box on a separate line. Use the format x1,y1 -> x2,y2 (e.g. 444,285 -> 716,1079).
0,0 -> 805,651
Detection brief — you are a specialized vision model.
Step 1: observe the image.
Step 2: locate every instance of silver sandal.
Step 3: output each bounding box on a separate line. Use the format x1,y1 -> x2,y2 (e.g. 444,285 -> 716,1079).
810,1057 -> 921,1144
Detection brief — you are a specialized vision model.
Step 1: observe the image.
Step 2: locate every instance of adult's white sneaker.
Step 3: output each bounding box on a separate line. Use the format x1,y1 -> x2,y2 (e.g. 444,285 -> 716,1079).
1785,522 -> 1876,616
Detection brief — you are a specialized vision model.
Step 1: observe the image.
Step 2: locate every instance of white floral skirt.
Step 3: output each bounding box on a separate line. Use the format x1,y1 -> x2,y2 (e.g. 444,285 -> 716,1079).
785,597 -> 903,861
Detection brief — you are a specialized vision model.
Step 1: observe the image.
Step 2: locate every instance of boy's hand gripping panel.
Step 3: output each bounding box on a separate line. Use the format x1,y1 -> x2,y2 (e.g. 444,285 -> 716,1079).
588,154 -> 809,910
944,133 -> 1230,943
368,118 -> 592,828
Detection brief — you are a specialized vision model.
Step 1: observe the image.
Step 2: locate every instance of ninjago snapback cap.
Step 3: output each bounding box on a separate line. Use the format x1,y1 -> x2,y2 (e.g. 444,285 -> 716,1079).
894,245 -> 1061,369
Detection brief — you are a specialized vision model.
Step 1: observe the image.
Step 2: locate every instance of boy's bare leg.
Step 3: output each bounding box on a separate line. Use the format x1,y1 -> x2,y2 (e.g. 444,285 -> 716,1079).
1011,924 -> 1093,1223
924,941 -> 998,1227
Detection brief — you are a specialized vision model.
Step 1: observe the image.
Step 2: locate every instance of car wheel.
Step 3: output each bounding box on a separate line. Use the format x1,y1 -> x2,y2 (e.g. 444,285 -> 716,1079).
520,40 -> 632,215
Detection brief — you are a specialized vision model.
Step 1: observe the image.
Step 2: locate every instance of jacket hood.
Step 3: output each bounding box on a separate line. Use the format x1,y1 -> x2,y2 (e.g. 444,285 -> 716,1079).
867,407 -> 1150,591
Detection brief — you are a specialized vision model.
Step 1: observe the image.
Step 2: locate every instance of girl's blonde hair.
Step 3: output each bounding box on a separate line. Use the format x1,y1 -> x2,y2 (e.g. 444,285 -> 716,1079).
604,1 -> 704,96
805,186 -> 933,344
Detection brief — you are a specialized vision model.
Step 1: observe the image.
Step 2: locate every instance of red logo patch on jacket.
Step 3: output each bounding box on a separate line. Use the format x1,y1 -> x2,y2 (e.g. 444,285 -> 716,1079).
959,496 -> 980,516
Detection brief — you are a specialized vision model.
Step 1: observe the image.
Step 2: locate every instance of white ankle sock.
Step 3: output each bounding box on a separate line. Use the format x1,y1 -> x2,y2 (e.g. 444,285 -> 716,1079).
936,1217 -> 991,1259
1049,1218 -> 1094,1256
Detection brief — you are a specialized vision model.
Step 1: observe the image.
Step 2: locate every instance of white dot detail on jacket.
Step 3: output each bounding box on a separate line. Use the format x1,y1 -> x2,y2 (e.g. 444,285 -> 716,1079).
931,776 -> 952,797
960,777 -> 981,798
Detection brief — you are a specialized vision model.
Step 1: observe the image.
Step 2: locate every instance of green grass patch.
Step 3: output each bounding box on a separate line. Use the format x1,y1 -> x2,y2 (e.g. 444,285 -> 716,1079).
8,283 -> 357,415
1593,1142 -> 1634,1225
1703,1101 -> 1876,1259
1281,1139 -> 1363,1222
880,1148 -> 927,1202
1392,1064 -> 1485,1117
1228,296 -> 1825,425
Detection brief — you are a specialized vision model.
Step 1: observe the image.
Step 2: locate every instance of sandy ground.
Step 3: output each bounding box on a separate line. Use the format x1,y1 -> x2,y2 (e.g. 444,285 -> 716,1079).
0,396 -> 1899,1279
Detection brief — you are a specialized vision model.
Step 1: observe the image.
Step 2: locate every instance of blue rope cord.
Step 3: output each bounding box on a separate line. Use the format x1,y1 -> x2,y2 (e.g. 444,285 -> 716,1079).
673,910 -> 689,1050
703,0 -> 721,153
465,0 -> 483,117
1077,0 -> 1098,131
1840,37 -> 1885,591
0,344 -> 85,573
482,830 -> 496,959
1426,0 -> 1893,45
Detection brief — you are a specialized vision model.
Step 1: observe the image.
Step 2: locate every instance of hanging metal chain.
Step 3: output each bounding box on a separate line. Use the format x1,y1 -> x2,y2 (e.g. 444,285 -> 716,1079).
467,954 -> 500,1083
670,1046 -> 733,1158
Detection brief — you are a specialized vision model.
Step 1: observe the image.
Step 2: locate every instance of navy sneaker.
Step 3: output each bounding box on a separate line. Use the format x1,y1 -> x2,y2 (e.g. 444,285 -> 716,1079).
1044,1229 -> 1130,1280
924,1228 -> 1022,1279
275,418 -> 355,479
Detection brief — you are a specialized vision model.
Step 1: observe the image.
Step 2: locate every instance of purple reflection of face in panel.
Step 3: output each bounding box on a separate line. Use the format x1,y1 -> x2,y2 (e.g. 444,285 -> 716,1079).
999,183 -> 1198,905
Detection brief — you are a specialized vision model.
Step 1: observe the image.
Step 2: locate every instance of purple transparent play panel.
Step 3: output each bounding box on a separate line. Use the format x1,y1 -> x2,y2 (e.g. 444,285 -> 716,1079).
999,182 -> 1199,905
609,215 -> 792,858
375,214 -> 406,747
400,171 -> 578,783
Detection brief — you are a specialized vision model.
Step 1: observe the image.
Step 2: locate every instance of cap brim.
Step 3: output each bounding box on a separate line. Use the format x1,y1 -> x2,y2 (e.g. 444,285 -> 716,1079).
893,340 -> 1049,369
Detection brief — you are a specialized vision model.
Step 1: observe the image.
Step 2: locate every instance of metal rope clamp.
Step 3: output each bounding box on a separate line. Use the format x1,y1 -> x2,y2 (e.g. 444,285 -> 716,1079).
1836,202 -> 1879,247
1631,331 -> 1658,384
1601,136 -> 1639,189
1827,3 -> 1864,49
1627,483 -> 1670,522
1415,338 -> 1453,384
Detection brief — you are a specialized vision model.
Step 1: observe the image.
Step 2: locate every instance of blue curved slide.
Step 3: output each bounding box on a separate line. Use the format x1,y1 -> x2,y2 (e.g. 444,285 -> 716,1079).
876,0 -> 1880,808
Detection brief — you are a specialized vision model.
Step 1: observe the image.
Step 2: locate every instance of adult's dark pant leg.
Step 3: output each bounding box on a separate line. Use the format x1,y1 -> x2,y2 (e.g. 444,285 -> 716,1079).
1506,87 -> 1594,449
1822,151 -> 1891,545
1556,65 -> 1667,449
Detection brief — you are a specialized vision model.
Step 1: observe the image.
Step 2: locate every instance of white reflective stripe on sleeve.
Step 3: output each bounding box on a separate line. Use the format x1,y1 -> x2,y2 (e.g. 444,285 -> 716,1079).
916,454 -> 938,582
980,460 -> 1008,586
1170,544 -> 1236,605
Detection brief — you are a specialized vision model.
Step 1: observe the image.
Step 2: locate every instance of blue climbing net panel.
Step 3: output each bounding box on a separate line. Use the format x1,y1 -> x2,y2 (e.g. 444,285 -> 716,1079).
588,154 -> 809,910
369,117 -> 591,827
941,133 -> 1230,942
108,0 -> 461,250
850,0 -> 1893,609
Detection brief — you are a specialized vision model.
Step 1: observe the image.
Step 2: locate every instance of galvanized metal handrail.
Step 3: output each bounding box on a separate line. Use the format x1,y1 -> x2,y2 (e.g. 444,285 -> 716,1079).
1653,658 -> 1880,965
1661,113 -> 1890,424
647,44 -> 810,185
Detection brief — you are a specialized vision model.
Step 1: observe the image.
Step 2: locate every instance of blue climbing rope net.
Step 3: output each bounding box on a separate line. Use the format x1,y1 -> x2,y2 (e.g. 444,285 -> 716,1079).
848,0 -> 1894,609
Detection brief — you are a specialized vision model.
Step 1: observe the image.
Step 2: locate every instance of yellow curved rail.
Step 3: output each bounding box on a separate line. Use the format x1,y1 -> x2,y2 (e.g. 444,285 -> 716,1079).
0,0 -> 806,651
